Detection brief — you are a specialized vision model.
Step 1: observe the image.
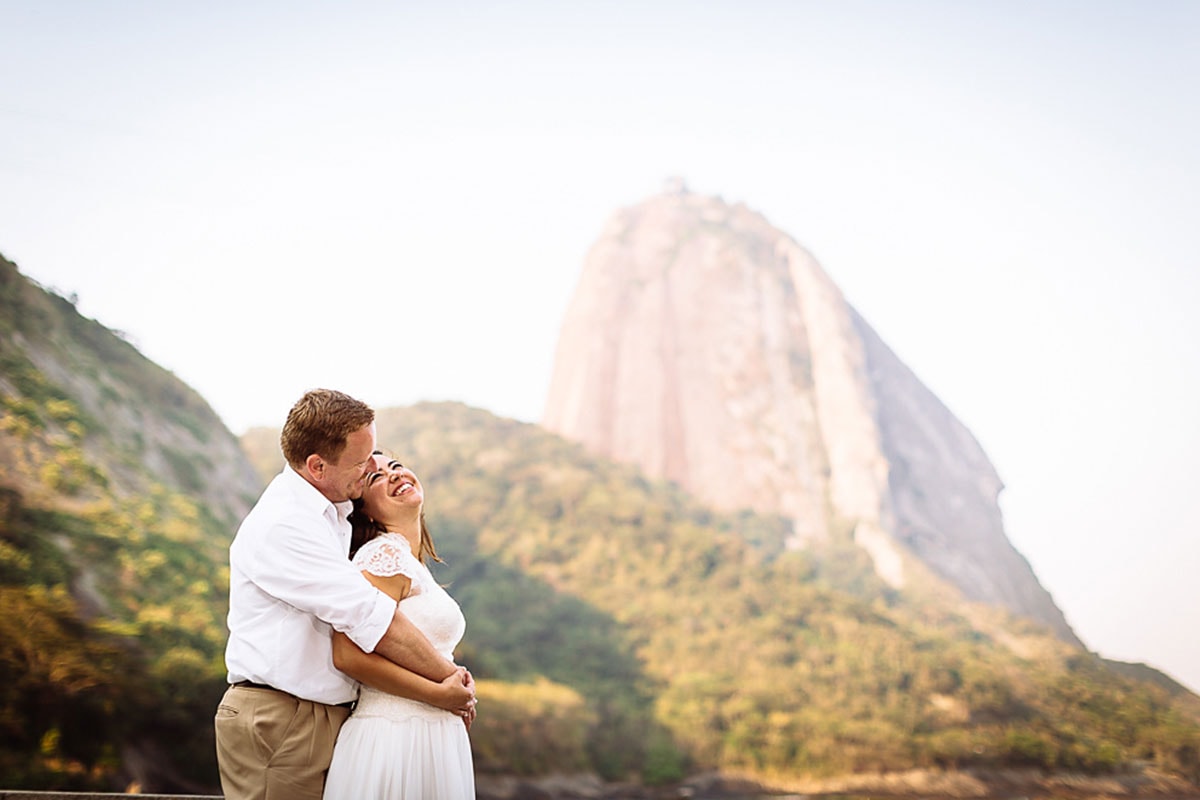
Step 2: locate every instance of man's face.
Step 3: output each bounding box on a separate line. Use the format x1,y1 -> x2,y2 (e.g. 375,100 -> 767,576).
320,423 -> 377,502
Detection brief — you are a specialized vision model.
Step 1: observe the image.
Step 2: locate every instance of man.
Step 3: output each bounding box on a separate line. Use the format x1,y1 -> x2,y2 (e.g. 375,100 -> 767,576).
214,389 -> 474,800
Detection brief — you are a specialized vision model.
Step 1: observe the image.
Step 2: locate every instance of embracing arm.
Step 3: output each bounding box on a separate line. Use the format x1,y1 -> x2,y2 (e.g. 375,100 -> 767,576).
334,570 -> 474,716
332,631 -> 474,713
372,605 -> 459,682
251,512 -> 470,705
358,571 -> 457,681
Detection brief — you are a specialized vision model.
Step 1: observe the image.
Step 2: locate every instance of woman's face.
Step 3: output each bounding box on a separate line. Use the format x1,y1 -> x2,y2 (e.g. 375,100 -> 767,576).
361,454 -> 424,523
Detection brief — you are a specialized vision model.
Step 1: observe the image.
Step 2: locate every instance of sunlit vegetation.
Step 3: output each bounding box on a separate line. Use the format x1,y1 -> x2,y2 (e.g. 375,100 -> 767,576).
1,252 -> 1197,791
378,402 -> 1200,785
0,480 -> 231,789
0,255 -> 236,790
472,677 -> 597,775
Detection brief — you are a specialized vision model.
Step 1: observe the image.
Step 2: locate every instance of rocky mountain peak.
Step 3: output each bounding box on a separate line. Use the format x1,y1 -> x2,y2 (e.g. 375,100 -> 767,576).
542,188 -> 1080,645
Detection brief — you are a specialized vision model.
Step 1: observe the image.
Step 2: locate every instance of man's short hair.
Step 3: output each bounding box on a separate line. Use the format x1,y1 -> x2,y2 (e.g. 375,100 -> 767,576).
280,389 -> 375,468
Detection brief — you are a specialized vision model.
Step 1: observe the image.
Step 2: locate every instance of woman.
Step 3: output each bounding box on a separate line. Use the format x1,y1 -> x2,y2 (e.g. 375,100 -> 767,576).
323,453 -> 476,799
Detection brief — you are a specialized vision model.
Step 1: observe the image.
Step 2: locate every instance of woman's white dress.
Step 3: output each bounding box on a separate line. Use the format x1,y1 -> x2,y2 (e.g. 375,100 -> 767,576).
323,533 -> 474,799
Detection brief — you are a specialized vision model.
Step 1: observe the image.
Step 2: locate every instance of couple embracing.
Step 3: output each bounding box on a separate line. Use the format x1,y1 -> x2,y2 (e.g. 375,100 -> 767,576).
214,389 -> 475,799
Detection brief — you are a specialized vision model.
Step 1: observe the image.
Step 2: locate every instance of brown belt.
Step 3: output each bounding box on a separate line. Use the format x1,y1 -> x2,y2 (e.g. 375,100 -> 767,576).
231,680 -> 355,709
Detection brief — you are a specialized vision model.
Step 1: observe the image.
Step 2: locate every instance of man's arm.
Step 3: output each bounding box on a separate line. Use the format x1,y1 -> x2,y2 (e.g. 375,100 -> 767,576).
331,568 -> 477,726
331,631 -> 474,713
349,563 -> 461,685
372,605 -> 460,681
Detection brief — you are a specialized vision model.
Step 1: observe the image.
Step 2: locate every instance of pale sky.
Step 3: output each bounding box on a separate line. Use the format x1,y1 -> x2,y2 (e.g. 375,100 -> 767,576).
2,1 -> 1197,692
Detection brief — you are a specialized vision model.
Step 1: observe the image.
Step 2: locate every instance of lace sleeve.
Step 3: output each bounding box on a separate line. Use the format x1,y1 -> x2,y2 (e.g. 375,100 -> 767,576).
352,536 -> 419,581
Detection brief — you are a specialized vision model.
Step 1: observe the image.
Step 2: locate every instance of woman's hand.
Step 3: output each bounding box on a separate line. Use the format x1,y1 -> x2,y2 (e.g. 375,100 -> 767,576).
431,666 -> 476,717
460,668 -> 477,731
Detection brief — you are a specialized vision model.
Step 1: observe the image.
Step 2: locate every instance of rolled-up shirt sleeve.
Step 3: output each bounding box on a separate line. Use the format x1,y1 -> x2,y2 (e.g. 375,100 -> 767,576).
242,516 -> 397,654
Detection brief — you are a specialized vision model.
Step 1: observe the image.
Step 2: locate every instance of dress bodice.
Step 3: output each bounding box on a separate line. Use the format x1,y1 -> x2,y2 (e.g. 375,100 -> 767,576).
350,533 -> 466,722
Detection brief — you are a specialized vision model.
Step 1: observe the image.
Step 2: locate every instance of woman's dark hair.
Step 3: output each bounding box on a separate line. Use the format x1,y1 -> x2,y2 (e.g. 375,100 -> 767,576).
348,501 -> 442,566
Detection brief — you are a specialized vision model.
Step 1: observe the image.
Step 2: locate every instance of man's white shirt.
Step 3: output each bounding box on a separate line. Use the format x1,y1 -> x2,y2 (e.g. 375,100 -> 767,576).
224,466 -> 396,705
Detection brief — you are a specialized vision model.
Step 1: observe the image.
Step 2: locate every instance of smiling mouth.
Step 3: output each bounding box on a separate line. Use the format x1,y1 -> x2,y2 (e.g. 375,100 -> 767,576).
393,481 -> 415,496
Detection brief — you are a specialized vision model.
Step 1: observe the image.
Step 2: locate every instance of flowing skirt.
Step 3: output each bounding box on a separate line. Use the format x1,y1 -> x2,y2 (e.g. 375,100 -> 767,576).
323,689 -> 474,800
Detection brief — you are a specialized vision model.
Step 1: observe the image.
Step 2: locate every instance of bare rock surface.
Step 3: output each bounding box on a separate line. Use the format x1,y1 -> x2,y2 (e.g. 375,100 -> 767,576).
543,186 -> 1079,643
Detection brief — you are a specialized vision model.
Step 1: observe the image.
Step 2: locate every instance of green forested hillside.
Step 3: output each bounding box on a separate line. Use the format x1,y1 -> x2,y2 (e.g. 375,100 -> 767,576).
366,402 -> 1200,786
0,256 -> 257,791
2,250 -> 1198,794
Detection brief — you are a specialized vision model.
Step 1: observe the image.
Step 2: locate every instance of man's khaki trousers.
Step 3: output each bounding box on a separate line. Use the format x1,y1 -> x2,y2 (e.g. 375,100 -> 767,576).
214,683 -> 352,800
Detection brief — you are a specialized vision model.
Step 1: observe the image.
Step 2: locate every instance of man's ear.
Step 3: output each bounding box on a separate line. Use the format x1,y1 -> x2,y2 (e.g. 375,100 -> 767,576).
304,453 -> 325,483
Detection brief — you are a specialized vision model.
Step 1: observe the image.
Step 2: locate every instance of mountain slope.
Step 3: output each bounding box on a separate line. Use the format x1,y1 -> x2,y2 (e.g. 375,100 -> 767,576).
4,246 -> 1198,795
542,186 -> 1078,644
0,255 -> 259,522
851,308 -> 1071,635
343,402 -> 1198,788
0,254 -> 261,791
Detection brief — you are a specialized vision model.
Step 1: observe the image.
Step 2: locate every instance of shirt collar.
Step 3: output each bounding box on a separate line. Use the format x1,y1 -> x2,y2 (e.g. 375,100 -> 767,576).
332,498 -> 354,526
280,465 -> 343,517
280,466 -> 356,536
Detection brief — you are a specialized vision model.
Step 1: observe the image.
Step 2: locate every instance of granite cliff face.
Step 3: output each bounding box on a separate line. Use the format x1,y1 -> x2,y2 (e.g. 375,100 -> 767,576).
542,187 -> 1079,644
